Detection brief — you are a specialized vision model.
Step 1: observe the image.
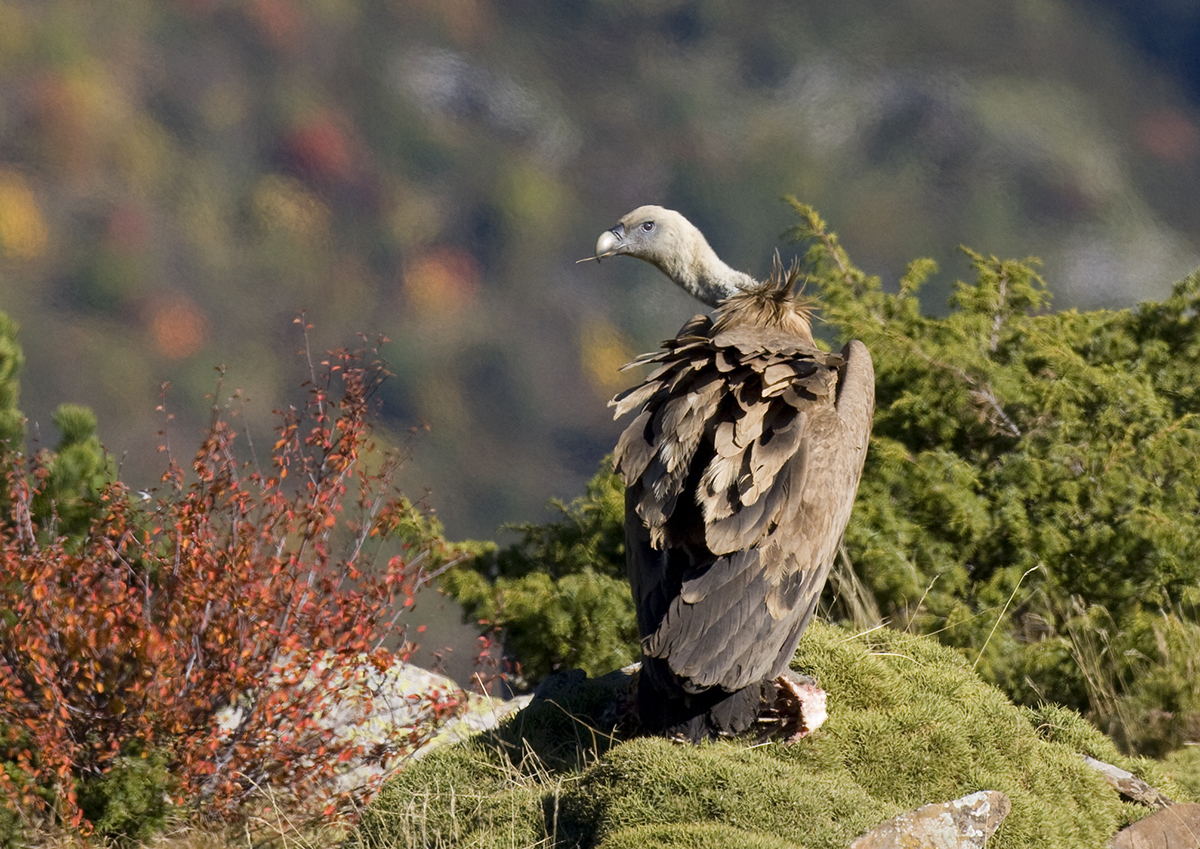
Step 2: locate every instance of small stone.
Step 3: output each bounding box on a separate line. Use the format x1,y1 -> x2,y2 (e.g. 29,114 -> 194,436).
1081,755 -> 1174,809
1110,802 -> 1200,849
849,790 -> 1011,849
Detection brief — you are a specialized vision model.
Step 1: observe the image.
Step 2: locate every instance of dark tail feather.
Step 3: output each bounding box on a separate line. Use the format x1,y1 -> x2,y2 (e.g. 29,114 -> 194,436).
637,656 -> 771,741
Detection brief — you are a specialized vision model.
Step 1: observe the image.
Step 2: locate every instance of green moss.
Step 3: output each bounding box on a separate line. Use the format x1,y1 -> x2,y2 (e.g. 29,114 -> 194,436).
1161,747 -> 1200,801
356,622 -> 1186,849
598,822 -> 805,849
559,739 -> 885,849
359,741 -> 534,847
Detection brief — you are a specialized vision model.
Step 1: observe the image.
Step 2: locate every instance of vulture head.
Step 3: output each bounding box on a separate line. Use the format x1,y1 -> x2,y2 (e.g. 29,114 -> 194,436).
586,205 -> 758,307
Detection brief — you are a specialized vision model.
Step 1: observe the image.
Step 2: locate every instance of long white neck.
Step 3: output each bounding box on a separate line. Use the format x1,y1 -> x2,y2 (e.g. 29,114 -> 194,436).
657,240 -> 757,308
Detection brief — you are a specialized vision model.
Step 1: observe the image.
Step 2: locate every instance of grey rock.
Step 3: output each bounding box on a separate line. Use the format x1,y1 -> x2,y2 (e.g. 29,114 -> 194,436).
849,789 -> 1011,849
214,653 -> 530,797
1110,802 -> 1200,849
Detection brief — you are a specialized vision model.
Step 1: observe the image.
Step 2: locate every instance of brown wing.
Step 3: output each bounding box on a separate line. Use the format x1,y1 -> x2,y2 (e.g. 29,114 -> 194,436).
613,319 -> 873,693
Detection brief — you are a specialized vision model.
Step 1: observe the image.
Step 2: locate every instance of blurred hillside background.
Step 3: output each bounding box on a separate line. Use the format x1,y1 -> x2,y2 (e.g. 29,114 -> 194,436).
1,0 -> 1199,548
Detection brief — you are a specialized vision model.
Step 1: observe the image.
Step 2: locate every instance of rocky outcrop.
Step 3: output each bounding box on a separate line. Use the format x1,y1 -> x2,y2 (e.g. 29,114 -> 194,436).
849,790 -> 1011,849
215,654 -> 530,796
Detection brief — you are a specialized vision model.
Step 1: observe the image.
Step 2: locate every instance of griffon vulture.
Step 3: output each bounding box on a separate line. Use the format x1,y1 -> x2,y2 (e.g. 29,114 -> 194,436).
587,205 -> 874,740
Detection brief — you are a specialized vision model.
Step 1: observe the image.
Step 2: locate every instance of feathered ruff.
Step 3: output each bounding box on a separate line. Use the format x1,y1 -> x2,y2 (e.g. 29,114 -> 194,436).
711,254 -> 817,346
610,253 -> 874,738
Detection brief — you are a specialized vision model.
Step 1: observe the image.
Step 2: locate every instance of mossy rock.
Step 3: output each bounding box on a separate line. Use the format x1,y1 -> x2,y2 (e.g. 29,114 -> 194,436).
354,622 -> 1190,849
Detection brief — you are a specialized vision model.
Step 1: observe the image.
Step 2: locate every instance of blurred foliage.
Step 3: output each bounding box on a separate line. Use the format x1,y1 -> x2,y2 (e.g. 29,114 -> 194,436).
0,0 -> 1199,543
0,170 -> 47,261
1089,0 -> 1200,104
445,202 -> 1200,759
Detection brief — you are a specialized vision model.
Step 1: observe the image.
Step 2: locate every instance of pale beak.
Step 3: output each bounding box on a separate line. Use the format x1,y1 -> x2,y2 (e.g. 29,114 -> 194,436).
576,224 -> 626,264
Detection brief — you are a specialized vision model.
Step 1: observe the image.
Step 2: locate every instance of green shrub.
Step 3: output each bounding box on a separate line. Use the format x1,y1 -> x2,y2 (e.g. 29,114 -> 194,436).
0,313 -> 24,452
76,746 -> 174,844
444,467 -> 636,682
31,404 -> 114,540
790,199 -> 1200,753
0,312 -> 111,540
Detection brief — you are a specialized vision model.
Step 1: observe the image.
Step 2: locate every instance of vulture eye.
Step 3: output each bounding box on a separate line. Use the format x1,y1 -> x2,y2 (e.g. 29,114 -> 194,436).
641,221 -> 655,233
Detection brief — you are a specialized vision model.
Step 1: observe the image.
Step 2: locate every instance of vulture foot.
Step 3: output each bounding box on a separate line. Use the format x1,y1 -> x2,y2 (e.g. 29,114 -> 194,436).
756,671 -> 828,743
633,661 -> 827,743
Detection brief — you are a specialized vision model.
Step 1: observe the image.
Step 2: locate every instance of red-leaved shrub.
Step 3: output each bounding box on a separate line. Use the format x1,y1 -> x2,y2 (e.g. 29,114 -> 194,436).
0,327 -> 465,833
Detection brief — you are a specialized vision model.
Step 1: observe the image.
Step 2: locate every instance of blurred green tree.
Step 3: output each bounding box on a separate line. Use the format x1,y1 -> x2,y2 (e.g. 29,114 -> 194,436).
0,312 -> 111,541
